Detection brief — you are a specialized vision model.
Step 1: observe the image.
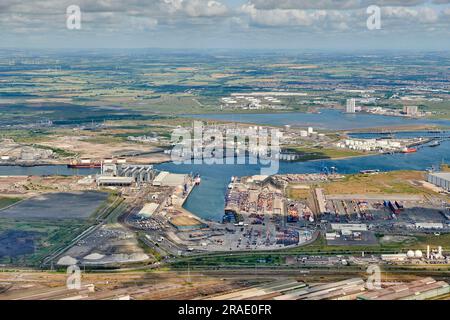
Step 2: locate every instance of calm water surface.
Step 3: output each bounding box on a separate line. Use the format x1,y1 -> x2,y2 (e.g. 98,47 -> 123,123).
156,140 -> 450,221
187,109 -> 450,130
1,137 -> 448,221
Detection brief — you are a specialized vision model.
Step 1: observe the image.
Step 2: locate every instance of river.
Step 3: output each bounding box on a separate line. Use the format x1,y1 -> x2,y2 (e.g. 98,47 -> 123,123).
0,134 -> 448,222
0,165 -> 98,176
156,139 -> 450,221
186,109 -> 450,130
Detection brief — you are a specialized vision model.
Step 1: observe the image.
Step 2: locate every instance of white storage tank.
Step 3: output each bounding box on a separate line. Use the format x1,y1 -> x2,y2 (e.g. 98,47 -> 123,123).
407,250 -> 415,258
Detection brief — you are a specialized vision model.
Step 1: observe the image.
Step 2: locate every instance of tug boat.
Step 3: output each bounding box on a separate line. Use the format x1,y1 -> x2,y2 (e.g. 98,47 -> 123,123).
429,141 -> 441,147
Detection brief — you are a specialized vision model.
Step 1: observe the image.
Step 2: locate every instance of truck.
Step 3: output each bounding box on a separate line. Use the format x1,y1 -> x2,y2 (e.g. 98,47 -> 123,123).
394,201 -> 404,211
385,200 -> 400,215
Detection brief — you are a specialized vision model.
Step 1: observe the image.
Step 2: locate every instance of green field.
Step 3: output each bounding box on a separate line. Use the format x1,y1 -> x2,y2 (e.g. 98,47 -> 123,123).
320,170 -> 432,195
33,144 -> 76,157
286,146 -> 366,161
0,192 -> 122,267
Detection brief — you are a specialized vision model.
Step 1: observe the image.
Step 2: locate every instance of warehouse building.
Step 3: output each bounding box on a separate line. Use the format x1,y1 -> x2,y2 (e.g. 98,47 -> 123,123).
415,222 -> 444,230
331,223 -> 368,232
204,277 -> 449,300
152,171 -> 188,187
138,203 -> 159,218
96,176 -> 134,186
427,172 -> 450,191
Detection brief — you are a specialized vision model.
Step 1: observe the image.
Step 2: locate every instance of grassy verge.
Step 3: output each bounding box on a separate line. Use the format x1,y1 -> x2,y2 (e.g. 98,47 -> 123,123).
0,129 -> 53,144
83,135 -> 125,144
0,197 -> 22,209
320,170 -> 430,195
285,146 -> 366,161
33,144 -> 76,158
90,191 -> 123,221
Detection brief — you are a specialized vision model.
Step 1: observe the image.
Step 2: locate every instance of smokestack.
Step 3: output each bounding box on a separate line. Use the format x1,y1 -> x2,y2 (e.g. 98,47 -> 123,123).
427,245 -> 430,259
438,246 -> 442,257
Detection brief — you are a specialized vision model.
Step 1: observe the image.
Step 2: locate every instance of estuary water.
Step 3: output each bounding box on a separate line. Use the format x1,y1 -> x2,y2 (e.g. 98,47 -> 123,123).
1,137 -> 448,222
156,140 -> 450,221
0,166 -> 98,176
187,109 -> 450,130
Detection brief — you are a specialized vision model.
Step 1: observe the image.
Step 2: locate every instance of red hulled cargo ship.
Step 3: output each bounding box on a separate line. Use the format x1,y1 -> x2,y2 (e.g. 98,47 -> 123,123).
67,159 -> 101,169
401,147 -> 417,154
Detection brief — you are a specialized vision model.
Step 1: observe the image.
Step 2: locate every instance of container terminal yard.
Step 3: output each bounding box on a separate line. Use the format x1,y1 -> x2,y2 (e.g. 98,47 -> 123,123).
0,159 -> 450,300
93,168 -> 448,260
1,159 -> 449,267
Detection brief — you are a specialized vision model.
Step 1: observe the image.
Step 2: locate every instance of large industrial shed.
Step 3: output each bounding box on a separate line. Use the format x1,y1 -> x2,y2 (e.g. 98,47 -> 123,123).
427,172 -> 450,191
97,176 -> 134,186
152,171 -> 188,187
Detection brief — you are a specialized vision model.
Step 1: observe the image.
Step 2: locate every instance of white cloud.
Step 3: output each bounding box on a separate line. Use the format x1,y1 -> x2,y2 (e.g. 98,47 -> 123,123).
129,17 -> 159,30
241,4 -> 327,27
382,6 -> 439,23
239,4 -> 360,30
183,0 -> 228,17
0,0 -> 449,48
239,1 -> 447,32
247,0 -> 435,10
0,0 -> 230,34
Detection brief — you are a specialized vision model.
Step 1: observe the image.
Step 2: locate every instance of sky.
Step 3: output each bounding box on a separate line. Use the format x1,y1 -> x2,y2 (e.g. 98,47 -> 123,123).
1,0 -> 450,50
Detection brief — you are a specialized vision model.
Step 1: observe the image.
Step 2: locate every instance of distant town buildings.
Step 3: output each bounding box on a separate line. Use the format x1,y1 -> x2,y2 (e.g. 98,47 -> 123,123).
366,105 -> 425,118
220,92 -> 307,110
403,105 -> 419,116
346,98 -> 356,113
127,135 -> 159,143
336,138 -> 404,152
